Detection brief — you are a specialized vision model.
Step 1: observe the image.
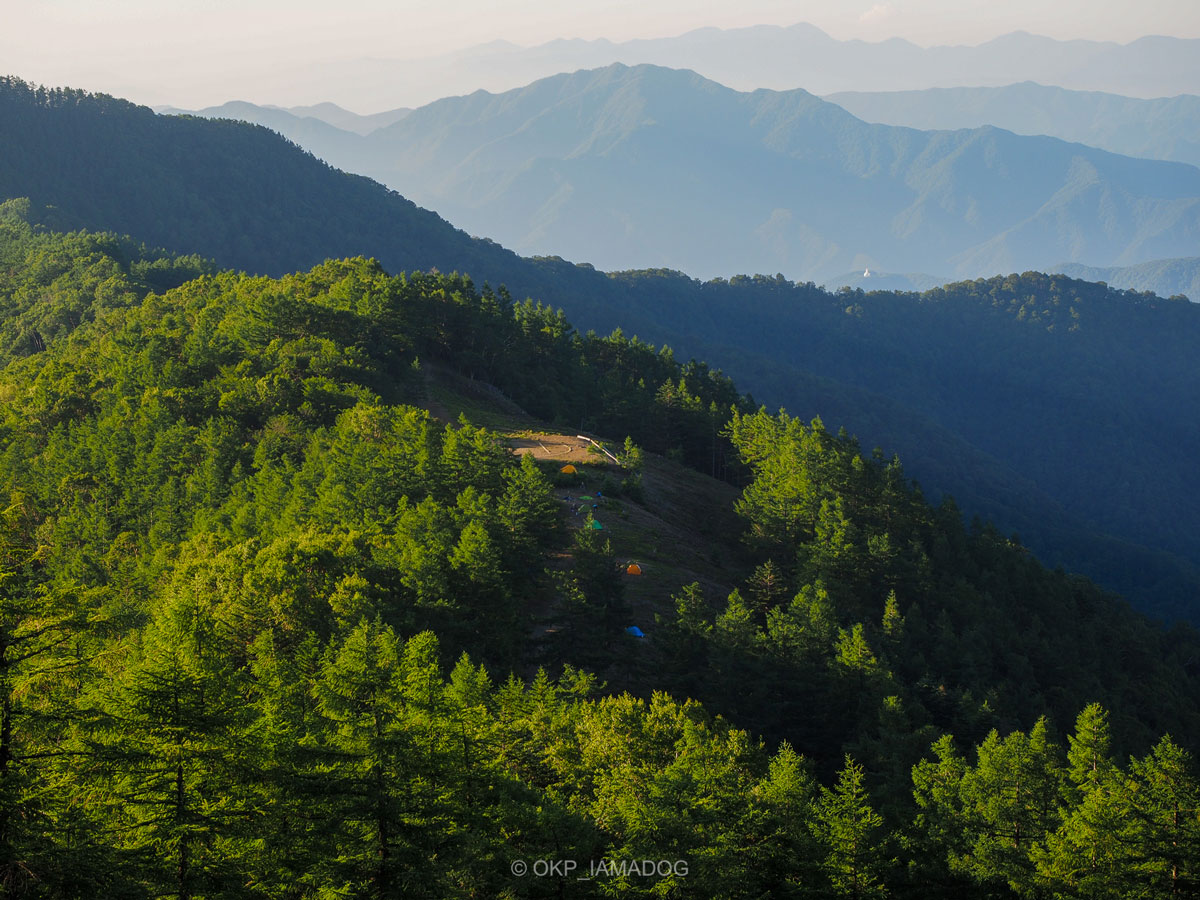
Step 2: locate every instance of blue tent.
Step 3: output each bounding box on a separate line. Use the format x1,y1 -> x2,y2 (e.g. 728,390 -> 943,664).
626,625 -> 646,638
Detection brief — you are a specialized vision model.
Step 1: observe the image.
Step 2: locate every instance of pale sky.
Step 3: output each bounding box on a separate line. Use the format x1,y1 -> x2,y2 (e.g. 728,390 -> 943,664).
2,0 -> 1199,109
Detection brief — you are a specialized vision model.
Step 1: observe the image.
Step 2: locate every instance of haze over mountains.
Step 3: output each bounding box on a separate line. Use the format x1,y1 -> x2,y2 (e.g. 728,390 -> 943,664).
215,23 -> 1200,111
155,101 -> 411,138
171,64 -> 1200,284
1053,256 -> 1200,300
174,80 -> 1200,180
828,82 -> 1200,170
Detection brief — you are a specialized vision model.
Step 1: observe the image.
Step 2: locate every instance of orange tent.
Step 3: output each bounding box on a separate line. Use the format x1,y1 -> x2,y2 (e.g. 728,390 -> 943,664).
560,464 -> 578,474
626,563 -> 642,576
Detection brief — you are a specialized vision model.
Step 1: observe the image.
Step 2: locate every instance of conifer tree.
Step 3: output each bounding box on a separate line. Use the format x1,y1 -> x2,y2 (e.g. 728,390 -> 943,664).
0,493 -> 93,892
657,583 -> 711,697
747,559 -> 786,613
313,621 -> 446,897
881,591 -> 904,641
570,518 -> 628,644
815,755 -> 889,898
909,733 -> 975,897
1034,705 -> 1134,899
751,743 -> 823,898
715,589 -> 757,650
1065,703 -> 1116,802
1126,736 -> 1200,897
954,719 -> 1063,895
96,586 -> 254,899
496,451 -> 558,570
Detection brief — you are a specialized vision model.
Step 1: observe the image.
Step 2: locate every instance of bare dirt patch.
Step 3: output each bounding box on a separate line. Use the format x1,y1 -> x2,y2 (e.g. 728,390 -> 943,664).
509,433 -> 598,464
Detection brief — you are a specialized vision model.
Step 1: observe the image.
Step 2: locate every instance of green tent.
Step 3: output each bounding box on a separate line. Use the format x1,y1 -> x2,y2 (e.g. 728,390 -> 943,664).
589,520 -> 604,530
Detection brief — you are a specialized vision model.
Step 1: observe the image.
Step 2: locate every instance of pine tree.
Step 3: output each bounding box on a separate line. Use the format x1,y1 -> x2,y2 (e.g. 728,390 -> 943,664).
449,517 -> 515,658
657,583 -> 711,697
835,624 -> 887,725
1065,703 -> 1116,803
95,586 -> 255,899
0,494 -> 92,892
570,518 -> 628,644
835,624 -> 879,676
808,496 -> 863,591
815,755 -> 889,898
747,559 -> 787,613
1035,775 -> 1134,899
881,591 -> 904,641
849,695 -> 935,828
715,589 -> 758,650
1126,736 -> 1200,897
496,450 -> 558,570
243,628 -> 325,895
751,743 -> 822,898
312,623 -> 452,898
1034,705 -> 1133,899
908,733 -> 975,898
954,718 -> 1063,895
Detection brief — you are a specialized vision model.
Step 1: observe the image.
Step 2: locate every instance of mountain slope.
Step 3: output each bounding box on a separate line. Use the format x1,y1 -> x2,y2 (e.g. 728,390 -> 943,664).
0,78 -> 522,281
827,82 -> 1200,169
338,64 -> 1200,282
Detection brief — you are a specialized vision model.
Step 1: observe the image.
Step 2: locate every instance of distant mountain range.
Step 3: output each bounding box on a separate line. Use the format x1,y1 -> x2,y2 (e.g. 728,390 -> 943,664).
153,101 -> 370,169
169,64 -> 1200,284
265,102 -> 411,135
8,74 -> 1200,619
170,82 -> 1200,176
1053,257 -> 1200,299
154,101 -> 410,139
827,82 -> 1200,170
219,23 -> 1200,111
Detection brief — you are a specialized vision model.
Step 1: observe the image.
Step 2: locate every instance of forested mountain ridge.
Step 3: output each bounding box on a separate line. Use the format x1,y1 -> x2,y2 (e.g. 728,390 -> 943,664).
7,75 -> 1200,620
593,268 -> 1200,621
2,215 -> 1200,897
